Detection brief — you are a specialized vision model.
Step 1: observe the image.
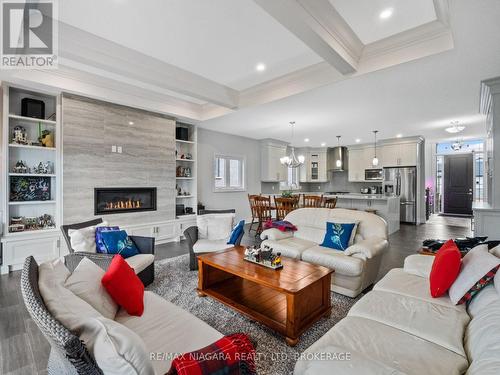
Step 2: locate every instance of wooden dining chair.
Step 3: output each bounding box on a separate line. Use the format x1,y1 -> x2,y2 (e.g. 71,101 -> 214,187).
247,194 -> 260,233
274,197 -> 297,221
254,195 -> 273,234
323,197 -> 338,209
303,194 -> 323,208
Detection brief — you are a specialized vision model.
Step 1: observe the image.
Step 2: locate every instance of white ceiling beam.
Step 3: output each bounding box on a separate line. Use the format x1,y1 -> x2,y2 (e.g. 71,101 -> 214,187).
58,23 -> 239,109
253,0 -> 363,75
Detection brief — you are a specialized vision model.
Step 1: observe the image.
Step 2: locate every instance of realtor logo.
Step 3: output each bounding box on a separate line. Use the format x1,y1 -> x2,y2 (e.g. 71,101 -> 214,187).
1,0 -> 58,69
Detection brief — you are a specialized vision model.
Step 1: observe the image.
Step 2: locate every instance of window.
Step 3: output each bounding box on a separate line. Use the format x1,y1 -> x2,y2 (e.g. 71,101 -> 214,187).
280,167 -> 301,190
214,154 -> 245,191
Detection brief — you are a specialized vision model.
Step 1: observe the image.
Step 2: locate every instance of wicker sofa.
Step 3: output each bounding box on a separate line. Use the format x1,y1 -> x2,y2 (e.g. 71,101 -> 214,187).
61,218 -> 155,286
21,254 -> 223,374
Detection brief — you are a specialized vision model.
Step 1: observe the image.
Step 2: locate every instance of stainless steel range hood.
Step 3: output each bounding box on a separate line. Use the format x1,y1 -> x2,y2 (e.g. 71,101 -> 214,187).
327,146 -> 348,171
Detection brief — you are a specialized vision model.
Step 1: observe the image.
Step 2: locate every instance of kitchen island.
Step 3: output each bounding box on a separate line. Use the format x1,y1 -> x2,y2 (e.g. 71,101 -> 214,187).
324,193 -> 400,234
265,192 -> 400,234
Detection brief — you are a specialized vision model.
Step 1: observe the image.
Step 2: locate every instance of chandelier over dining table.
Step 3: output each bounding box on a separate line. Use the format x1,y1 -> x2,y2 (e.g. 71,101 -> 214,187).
280,121 -> 305,168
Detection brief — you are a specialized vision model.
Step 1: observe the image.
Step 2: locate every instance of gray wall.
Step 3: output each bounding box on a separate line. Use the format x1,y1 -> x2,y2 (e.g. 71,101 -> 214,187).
62,94 -> 176,225
197,128 -> 261,222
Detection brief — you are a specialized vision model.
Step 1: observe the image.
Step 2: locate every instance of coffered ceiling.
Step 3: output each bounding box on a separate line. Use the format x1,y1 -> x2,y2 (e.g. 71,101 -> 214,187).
330,0 -> 437,44
1,0 -> 500,144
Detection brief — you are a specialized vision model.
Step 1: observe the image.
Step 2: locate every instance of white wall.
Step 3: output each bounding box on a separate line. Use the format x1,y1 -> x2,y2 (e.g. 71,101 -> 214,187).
197,128 -> 261,222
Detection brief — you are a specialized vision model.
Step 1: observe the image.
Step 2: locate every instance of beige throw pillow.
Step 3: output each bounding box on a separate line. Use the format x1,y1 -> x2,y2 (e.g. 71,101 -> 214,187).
38,258 -> 103,348
89,317 -> 154,375
65,257 -> 119,320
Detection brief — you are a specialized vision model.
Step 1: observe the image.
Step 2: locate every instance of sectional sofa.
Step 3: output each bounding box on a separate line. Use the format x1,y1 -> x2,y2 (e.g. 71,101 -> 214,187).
294,254 -> 500,374
260,208 -> 389,297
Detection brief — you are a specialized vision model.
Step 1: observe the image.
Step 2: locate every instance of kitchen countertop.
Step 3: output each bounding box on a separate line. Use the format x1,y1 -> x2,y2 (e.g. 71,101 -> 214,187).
265,192 -> 398,201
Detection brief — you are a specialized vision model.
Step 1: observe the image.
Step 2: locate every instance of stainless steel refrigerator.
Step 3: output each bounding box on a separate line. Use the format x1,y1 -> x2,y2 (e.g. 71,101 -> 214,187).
383,167 -> 417,224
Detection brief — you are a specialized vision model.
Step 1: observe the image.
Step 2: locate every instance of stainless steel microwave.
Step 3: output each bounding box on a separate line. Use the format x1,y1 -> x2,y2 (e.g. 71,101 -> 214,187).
365,169 -> 383,180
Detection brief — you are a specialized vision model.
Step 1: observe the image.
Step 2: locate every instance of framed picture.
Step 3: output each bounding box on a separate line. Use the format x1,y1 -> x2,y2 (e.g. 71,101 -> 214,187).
10,176 -> 51,202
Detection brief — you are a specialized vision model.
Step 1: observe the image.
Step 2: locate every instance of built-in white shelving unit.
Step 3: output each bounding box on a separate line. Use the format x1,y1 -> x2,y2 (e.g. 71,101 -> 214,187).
1,84 -> 62,273
175,123 -> 197,219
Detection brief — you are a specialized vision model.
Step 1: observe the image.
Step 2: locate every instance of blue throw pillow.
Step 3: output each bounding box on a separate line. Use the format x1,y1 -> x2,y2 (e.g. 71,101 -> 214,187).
95,226 -> 120,253
100,230 -> 139,259
320,222 -> 356,251
227,220 -> 245,245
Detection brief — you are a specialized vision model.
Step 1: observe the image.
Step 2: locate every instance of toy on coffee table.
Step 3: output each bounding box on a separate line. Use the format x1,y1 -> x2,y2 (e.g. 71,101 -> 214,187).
244,245 -> 283,269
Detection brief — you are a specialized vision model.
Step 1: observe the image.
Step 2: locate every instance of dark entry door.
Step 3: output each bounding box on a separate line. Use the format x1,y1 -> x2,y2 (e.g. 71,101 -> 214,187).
443,154 -> 473,215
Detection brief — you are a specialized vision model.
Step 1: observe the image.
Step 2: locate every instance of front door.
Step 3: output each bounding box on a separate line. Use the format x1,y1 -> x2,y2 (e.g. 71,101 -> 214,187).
443,154 -> 473,215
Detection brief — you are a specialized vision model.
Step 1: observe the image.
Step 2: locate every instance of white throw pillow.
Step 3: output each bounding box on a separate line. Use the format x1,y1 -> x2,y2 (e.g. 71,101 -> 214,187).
207,214 -> 234,241
69,226 -> 97,253
449,244 -> 500,305
197,213 -> 234,241
65,257 -> 119,320
68,221 -> 109,253
89,317 -> 154,375
38,258 -> 103,349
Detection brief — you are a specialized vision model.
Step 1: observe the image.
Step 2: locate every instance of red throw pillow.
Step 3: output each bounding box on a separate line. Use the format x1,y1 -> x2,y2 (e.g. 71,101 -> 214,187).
429,239 -> 462,298
101,255 -> 144,316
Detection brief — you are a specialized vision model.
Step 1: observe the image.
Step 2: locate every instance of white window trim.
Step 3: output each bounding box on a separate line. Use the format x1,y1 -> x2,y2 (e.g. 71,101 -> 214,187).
213,153 -> 247,192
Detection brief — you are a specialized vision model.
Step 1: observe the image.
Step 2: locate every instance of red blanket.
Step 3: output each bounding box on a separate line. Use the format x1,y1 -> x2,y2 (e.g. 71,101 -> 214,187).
167,334 -> 256,375
264,219 -> 297,232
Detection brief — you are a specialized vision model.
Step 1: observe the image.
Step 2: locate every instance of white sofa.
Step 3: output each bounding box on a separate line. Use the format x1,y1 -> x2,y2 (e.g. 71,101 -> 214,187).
294,254 -> 500,375
260,208 -> 389,297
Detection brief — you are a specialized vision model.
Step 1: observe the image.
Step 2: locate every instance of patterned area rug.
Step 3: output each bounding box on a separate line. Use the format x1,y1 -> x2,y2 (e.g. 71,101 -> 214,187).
149,254 -> 361,375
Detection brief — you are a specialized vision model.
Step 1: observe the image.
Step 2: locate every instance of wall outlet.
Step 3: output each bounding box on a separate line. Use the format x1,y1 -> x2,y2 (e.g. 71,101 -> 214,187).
111,145 -> 117,153
272,185 -> 275,190
117,146 -> 122,154
318,186 -> 321,190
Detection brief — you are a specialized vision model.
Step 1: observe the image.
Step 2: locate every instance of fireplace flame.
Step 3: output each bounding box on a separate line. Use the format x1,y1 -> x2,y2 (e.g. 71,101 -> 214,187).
105,199 -> 142,211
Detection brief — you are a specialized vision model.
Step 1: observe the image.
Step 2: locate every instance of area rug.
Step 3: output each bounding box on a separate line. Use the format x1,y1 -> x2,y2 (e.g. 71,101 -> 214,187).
149,254 -> 361,375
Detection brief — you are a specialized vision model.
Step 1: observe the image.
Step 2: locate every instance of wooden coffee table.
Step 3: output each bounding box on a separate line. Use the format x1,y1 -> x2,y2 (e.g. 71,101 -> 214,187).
197,246 -> 333,346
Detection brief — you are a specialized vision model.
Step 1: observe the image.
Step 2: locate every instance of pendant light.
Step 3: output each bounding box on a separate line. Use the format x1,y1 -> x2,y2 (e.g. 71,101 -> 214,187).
372,130 -> 379,167
335,136 -> 343,168
280,122 -> 305,168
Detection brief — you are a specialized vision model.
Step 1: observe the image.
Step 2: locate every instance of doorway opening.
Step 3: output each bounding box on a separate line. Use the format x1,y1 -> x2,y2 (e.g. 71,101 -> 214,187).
435,140 -> 485,217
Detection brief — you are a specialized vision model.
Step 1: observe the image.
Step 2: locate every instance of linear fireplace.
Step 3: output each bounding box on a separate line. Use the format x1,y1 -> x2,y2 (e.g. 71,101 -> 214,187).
94,187 -> 157,215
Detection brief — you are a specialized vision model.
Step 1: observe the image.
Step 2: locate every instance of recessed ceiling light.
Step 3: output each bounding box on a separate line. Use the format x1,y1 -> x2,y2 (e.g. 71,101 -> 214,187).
355,138 -> 361,143
320,142 -> 326,147
396,134 -> 403,138
128,121 -> 134,125
379,8 -> 393,20
255,63 -> 266,72
304,138 -> 310,143
445,122 -> 465,133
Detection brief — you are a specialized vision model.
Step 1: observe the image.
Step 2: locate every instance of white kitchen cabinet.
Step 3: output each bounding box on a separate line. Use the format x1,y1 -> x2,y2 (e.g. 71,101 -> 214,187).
261,140 -> 287,182
380,143 -> 417,167
348,148 -> 369,182
298,148 -> 328,182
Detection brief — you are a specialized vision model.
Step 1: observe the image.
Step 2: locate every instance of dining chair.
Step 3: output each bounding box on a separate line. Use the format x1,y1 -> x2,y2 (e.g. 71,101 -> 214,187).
323,197 -> 338,209
274,197 -> 297,221
254,195 -> 273,234
303,194 -> 323,208
247,194 -> 260,233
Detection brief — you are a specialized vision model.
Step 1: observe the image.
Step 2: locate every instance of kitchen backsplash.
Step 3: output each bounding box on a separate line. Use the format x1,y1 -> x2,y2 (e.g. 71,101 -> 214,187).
261,171 -> 380,194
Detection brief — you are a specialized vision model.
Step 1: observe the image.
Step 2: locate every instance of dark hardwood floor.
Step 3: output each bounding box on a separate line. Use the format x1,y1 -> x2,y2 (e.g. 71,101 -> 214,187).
0,216 -> 471,374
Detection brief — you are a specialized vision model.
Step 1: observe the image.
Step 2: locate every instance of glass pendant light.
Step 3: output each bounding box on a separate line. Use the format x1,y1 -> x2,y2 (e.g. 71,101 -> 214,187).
372,130 -> 379,167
